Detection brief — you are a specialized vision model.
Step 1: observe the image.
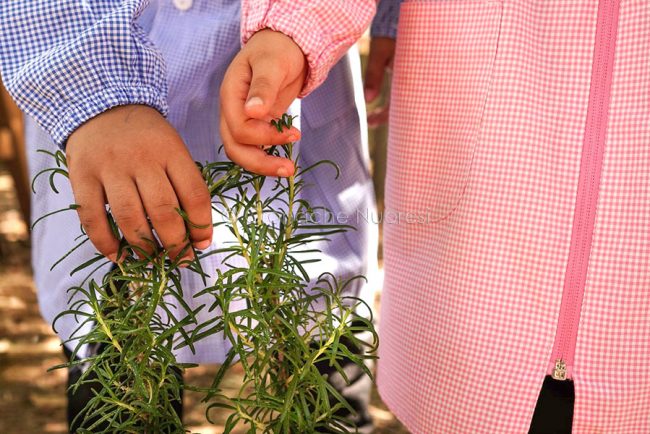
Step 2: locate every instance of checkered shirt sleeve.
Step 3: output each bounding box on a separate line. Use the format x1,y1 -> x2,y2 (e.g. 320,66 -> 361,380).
0,0 -> 168,149
371,0 -> 403,38
241,0 -> 376,96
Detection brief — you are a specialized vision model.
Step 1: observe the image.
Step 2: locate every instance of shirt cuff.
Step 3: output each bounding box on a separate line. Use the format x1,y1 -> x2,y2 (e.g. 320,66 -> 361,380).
50,85 -> 168,149
242,1 -> 376,96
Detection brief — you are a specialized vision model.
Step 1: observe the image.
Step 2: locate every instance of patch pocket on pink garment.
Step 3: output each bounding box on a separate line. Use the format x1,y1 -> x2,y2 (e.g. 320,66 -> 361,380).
388,0 -> 502,222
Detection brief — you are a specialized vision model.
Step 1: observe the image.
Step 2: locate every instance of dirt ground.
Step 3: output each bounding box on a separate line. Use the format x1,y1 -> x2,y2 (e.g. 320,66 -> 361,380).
0,168 -> 408,434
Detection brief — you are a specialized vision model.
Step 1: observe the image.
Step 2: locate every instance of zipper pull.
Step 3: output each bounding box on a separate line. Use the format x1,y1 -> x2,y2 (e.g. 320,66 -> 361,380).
552,359 -> 568,381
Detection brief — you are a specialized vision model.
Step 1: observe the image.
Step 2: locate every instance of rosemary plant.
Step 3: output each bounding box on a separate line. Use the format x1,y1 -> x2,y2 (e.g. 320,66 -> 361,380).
37,115 -> 378,433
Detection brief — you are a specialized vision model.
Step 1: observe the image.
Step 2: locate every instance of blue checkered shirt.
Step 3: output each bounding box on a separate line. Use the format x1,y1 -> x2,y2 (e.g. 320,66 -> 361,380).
1,0 -> 380,363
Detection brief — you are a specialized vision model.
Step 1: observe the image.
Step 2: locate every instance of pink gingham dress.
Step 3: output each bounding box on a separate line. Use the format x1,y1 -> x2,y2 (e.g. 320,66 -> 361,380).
245,1 -> 650,432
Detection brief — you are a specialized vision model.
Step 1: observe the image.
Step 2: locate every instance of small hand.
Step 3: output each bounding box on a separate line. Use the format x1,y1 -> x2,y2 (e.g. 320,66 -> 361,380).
364,36 -> 396,127
66,105 -> 213,264
220,29 -> 307,177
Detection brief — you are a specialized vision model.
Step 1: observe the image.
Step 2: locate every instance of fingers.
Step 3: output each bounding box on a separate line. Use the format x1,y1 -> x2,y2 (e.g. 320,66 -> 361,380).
66,105 -> 213,265
103,178 -> 157,260
72,179 -> 120,262
77,166 -> 210,265
367,104 -> 391,128
220,59 -> 300,147
221,116 -> 295,177
219,29 -> 308,176
364,55 -> 386,104
220,58 -> 297,177
241,29 -> 307,121
165,156 -> 213,250
135,168 -> 189,261
364,37 -> 396,103
244,57 -> 286,120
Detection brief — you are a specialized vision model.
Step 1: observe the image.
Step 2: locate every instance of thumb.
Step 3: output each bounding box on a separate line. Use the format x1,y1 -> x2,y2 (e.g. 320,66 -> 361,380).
245,60 -> 284,120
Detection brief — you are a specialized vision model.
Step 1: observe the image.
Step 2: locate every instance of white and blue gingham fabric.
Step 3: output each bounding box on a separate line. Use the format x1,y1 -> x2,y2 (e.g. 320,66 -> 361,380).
1,0 -> 379,363
0,0 -> 168,148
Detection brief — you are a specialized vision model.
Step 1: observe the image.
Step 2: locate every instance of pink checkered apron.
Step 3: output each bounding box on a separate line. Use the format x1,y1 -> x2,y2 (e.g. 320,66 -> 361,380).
377,0 -> 650,432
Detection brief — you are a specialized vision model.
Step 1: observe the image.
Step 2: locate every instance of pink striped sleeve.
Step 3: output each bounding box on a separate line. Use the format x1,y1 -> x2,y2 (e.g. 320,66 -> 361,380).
241,0 -> 377,96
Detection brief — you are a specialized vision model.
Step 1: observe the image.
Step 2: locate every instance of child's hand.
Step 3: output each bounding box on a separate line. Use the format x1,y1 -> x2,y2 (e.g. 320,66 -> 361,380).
66,105 -> 213,263
220,29 -> 306,177
363,36 -> 396,104
364,36 -> 396,128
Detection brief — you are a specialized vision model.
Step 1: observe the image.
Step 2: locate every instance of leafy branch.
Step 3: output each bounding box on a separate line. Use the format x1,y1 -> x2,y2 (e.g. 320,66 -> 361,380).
39,115 -> 378,433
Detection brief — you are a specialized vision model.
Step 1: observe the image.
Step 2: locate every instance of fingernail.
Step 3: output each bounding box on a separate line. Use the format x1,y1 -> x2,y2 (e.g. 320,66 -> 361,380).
277,167 -> 290,177
179,255 -> 194,268
287,134 -> 299,142
364,89 -> 377,103
245,97 -> 263,109
107,253 -> 118,263
194,240 -> 211,250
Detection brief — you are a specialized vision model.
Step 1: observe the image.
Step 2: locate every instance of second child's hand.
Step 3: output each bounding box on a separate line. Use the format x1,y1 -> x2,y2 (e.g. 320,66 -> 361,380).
364,36 -> 396,127
66,105 -> 213,264
220,29 -> 307,178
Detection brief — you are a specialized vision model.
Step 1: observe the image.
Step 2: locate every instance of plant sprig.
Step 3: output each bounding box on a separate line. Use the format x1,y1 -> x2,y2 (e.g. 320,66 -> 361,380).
42,114 -> 378,433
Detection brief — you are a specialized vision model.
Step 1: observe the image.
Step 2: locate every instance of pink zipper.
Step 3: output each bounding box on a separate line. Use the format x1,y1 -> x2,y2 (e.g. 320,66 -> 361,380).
548,0 -> 621,381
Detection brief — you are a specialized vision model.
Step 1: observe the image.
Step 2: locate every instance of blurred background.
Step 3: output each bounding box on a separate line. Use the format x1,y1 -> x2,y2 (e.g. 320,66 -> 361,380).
0,38 -> 406,433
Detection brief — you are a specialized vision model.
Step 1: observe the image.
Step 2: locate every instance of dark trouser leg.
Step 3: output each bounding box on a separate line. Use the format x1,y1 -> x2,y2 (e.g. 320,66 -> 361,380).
64,344 -> 183,433
528,375 -> 575,434
315,321 -> 375,433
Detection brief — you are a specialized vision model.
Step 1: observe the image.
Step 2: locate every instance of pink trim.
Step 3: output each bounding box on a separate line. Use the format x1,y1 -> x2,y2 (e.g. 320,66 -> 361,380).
548,0 -> 621,379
